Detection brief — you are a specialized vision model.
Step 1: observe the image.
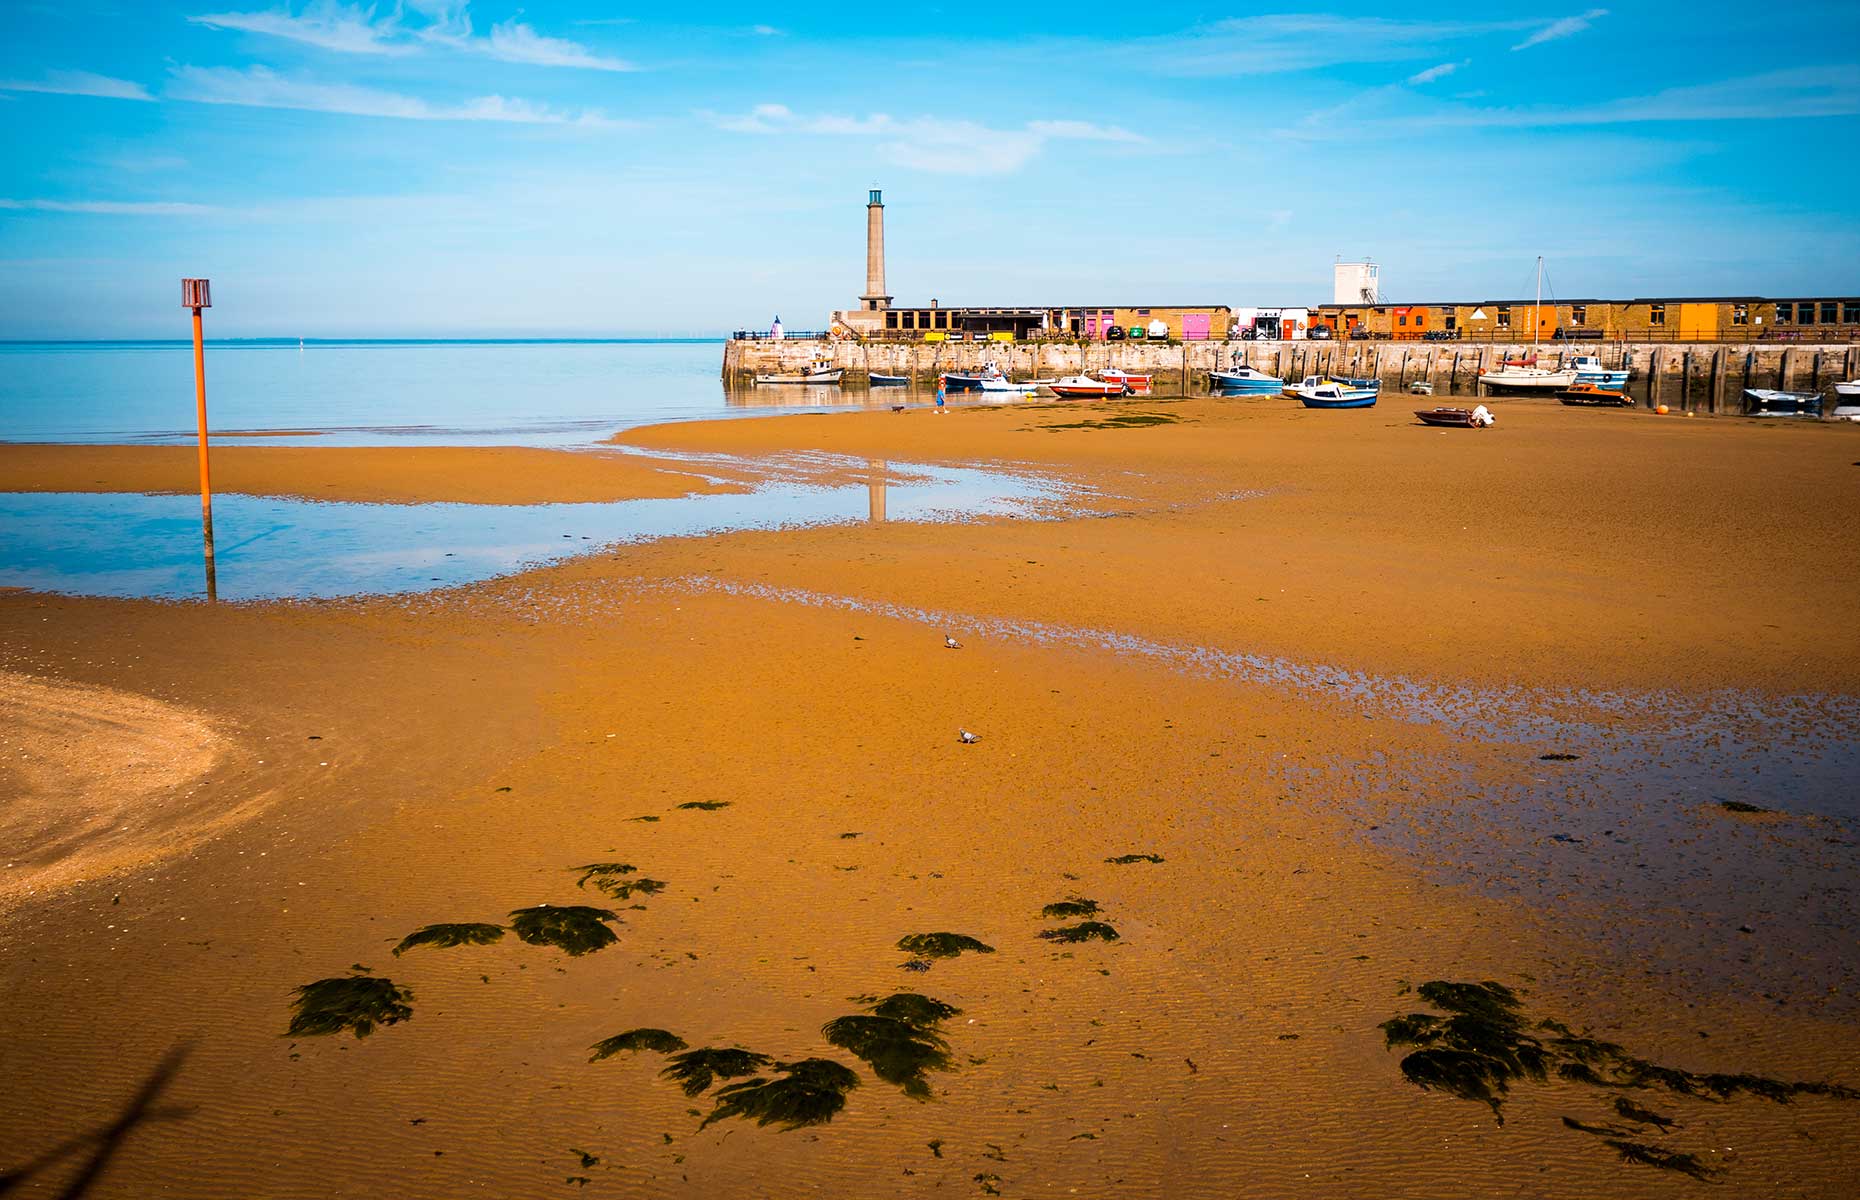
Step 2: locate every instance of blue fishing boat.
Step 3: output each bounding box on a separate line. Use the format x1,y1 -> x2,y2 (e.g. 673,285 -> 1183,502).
1292,375 -> 1379,408
1569,354 -> 1629,389
870,372 -> 908,386
1209,365 -> 1283,394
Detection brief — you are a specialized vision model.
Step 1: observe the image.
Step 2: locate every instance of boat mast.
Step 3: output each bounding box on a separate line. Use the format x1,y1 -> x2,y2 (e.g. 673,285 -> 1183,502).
1533,256 -> 1542,350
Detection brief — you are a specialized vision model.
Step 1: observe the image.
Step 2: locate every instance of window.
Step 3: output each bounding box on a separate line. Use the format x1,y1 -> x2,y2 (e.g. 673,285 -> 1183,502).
1649,304 -> 1666,326
1397,313 -> 1407,327
1445,314 -> 1457,330
1776,302 -> 1792,323
1137,308 -> 1151,316
886,311 -> 898,329
1846,301 -> 1860,324
1732,304 -> 1748,326
1800,303 -> 1817,325
1496,306 -> 1511,328
1822,302 -> 1839,324
1571,305 -> 1587,325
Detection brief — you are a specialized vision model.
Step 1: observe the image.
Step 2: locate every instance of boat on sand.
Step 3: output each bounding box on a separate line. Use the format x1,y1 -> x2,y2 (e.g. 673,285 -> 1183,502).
1048,375 -> 1127,399
1415,404 -> 1494,428
1292,375 -> 1378,408
1556,383 -> 1634,407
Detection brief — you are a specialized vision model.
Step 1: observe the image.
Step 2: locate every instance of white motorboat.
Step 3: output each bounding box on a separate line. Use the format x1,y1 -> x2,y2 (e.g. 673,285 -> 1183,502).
977,375 -> 1039,396
1292,375 -> 1378,408
1744,388 -> 1822,417
1097,368 -> 1153,396
1568,354 -> 1630,389
1209,365 -> 1282,394
1835,379 -> 1860,399
1048,375 -> 1128,399
754,361 -> 843,385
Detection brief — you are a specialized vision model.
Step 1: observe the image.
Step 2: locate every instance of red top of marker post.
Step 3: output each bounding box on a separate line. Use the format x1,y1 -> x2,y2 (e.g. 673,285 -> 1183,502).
182,278 -> 212,309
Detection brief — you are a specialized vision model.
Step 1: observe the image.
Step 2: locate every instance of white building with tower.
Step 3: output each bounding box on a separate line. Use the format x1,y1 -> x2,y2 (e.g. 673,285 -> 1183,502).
1334,261 -> 1380,305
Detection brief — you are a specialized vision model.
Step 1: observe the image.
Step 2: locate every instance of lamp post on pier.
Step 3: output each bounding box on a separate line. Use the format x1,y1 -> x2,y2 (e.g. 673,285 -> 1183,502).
183,278 -> 216,597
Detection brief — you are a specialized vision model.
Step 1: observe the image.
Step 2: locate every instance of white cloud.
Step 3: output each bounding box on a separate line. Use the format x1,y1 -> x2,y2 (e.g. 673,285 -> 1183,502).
751,25 -> 784,36
189,2 -> 412,55
1406,61 -> 1465,86
1143,15 -> 1533,77
0,70 -> 154,101
167,64 -> 623,125
476,20 -> 634,71
191,2 -> 632,69
1513,9 -> 1608,51
0,198 -> 221,216
710,105 -> 1145,174
1434,66 -> 1860,127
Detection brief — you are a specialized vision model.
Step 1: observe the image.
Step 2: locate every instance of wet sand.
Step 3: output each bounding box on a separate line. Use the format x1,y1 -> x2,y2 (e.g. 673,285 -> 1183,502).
2,398 -> 1858,1197
0,443 -> 742,505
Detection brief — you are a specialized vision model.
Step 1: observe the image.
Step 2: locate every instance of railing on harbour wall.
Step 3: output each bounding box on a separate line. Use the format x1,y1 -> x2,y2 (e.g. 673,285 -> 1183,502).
737,326 -> 1860,346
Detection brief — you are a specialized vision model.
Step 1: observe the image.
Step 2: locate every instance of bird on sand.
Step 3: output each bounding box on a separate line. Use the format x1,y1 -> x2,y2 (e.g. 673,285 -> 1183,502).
959,730 -> 980,744
944,635 -> 961,649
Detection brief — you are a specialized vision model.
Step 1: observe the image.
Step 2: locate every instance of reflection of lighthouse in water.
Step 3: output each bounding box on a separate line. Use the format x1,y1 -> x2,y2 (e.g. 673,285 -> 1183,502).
770,314 -> 784,341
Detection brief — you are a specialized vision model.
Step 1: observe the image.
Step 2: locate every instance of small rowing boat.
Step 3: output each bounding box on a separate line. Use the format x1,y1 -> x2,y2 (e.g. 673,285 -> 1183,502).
1414,404 -> 1494,428
1556,382 -> 1633,407
869,372 -> 908,386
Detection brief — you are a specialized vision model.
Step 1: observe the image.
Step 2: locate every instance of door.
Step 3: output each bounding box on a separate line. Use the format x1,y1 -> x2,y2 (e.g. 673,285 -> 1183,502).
1182,312 -> 1210,341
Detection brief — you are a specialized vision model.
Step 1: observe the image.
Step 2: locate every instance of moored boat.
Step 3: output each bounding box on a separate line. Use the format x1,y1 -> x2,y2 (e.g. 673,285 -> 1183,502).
1414,404 -> 1494,428
978,375 -> 1039,395
1293,375 -> 1378,408
1835,379 -> 1860,399
754,362 -> 843,385
1744,388 -> 1822,417
1556,382 -> 1634,407
1097,368 -> 1153,396
869,372 -> 908,386
1209,365 -> 1282,394
1048,375 -> 1128,399
1569,354 -> 1630,389
1479,364 -> 1576,393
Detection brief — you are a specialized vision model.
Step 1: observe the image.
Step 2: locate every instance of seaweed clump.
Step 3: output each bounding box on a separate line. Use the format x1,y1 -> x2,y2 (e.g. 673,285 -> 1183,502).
1040,921 -> 1121,944
573,863 -> 668,901
392,922 -> 505,956
1041,898 -> 1100,919
1384,978 -> 1859,1179
677,801 -> 732,811
897,932 -> 995,959
700,1058 -> 859,1130
660,1047 -> 774,1096
1719,800 -> 1769,814
590,1028 -> 688,1061
823,993 -> 962,1099
287,974 -> 413,1039
1105,853 -> 1163,865
1603,1139 -> 1716,1180
508,905 -> 620,956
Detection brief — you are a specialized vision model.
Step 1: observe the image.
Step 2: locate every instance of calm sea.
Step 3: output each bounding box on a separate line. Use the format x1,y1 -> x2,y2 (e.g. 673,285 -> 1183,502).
0,339 -> 882,446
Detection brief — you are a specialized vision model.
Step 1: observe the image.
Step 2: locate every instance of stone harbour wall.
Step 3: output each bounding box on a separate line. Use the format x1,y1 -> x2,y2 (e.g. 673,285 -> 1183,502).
723,337 -> 1860,413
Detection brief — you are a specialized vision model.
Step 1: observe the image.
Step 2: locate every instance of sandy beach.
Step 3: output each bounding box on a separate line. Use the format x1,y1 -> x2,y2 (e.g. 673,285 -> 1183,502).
3,397 -> 1858,1198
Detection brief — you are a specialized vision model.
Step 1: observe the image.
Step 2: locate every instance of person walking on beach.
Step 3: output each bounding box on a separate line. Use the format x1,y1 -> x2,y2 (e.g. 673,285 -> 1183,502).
935,381 -> 947,415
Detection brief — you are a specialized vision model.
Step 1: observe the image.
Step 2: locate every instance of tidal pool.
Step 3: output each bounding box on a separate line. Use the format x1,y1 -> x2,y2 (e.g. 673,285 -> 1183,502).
0,459 -> 1073,602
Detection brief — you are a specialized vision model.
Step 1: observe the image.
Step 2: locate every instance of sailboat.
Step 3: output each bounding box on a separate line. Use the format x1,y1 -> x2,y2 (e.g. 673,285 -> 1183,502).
1478,257 -> 1576,394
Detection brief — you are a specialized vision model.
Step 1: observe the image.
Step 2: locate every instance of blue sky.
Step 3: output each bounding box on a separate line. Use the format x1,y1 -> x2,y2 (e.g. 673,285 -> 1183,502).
1,2 -> 1856,336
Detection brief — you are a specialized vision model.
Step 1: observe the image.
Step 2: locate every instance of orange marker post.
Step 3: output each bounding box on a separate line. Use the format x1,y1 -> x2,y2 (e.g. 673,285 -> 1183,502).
183,278 -> 213,551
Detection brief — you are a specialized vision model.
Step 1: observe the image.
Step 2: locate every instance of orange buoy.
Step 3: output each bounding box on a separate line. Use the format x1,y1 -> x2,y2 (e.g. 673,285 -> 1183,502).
1655,404 -> 1669,414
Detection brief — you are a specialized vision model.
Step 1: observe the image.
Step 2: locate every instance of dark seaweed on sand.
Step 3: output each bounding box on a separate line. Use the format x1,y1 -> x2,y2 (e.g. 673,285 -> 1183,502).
824,993 -> 961,1099
1604,1139 -> 1717,1180
699,1058 -> 858,1130
676,801 -> 732,811
392,922 -> 505,956
661,1048 -> 774,1096
1041,898 -> 1100,919
1039,921 -> 1120,944
507,905 -> 620,955
1104,853 -> 1163,865
287,974 -> 413,1038
1538,753 -> 1581,761
572,863 -> 666,901
1384,978 -> 1860,1180
1718,800 -> 1769,814
897,932 -> 995,959
590,1028 -> 688,1061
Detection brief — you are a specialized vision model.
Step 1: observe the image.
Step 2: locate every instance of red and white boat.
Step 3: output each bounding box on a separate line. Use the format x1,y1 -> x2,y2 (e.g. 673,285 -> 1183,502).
1047,374 -> 1128,399
1097,368 -> 1153,396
